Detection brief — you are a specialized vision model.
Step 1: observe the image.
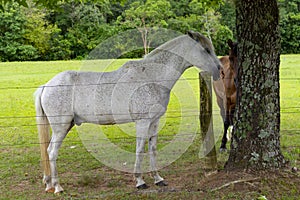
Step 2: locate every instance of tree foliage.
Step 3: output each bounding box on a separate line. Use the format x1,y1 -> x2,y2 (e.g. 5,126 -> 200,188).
0,0 -> 299,61
279,0 -> 300,54
23,3 -> 61,59
0,3 -> 38,61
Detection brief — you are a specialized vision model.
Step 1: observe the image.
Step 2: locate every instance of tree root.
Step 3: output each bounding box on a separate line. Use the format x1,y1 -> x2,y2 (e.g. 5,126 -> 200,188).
211,178 -> 260,192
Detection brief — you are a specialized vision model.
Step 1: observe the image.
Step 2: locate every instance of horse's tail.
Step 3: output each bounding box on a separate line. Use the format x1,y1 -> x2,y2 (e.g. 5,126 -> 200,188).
34,87 -> 51,177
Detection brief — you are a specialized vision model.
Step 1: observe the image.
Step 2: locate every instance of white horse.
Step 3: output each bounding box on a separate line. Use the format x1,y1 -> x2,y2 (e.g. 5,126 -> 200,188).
35,31 -> 221,193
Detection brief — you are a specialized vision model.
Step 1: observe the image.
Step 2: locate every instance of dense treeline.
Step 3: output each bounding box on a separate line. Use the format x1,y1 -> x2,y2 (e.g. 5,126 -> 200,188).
0,0 -> 299,61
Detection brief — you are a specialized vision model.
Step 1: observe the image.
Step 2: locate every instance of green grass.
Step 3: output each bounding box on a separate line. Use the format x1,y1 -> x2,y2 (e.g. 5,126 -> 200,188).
0,55 -> 299,199
280,55 -> 300,166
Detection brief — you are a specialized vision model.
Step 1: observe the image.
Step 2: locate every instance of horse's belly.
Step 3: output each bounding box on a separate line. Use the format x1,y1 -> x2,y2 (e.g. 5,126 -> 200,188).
74,113 -> 133,126
73,83 -> 134,125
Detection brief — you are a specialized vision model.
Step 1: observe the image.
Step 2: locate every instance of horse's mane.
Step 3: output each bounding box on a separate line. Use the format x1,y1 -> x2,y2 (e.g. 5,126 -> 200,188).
145,35 -> 197,59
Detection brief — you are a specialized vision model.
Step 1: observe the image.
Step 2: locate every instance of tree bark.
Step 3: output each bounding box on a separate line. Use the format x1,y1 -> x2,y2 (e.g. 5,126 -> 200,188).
226,0 -> 286,170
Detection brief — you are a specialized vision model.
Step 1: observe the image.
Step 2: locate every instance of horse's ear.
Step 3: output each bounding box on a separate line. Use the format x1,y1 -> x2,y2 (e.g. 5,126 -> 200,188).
227,39 -> 233,48
187,30 -> 195,39
187,30 -> 202,42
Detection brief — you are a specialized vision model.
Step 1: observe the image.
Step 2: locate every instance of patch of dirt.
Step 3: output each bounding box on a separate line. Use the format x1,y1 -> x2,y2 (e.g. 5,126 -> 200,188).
7,158 -> 300,199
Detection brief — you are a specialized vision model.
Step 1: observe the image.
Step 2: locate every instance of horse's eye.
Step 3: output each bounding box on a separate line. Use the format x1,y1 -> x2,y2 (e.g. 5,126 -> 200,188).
205,48 -> 211,54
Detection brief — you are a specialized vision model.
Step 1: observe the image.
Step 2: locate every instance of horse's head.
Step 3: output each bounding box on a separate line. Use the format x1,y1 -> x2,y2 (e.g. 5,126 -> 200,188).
187,31 -> 221,81
227,39 -> 238,81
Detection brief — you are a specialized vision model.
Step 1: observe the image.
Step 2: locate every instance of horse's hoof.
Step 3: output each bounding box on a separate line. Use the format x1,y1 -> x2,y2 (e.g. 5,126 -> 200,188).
155,180 -> 168,187
54,185 -> 64,194
54,190 -> 64,195
137,183 -> 149,189
45,187 -> 55,193
219,148 -> 227,153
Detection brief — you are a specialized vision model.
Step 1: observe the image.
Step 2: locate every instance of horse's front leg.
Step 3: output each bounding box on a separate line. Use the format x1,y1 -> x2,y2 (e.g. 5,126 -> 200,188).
134,120 -> 149,189
148,120 -> 167,187
229,104 -> 235,126
220,118 -> 229,152
220,97 -> 231,152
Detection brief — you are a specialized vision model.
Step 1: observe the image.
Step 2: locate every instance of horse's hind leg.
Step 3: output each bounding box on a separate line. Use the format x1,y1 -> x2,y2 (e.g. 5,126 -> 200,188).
47,123 -> 72,193
148,120 -> 167,186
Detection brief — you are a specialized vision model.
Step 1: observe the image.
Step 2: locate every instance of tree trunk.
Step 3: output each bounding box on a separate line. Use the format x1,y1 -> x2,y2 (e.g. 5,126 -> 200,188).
226,0 -> 286,170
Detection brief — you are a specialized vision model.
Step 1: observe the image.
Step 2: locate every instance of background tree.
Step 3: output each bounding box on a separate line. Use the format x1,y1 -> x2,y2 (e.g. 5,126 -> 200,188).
0,2 -> 38,61
218,0 -> 236,38
167,0 -> 232,55
0,0 -> 127,10
117,0 -> 173,55
200,8 -> 233,55
23,3 -> 60,60
279,0 -> 300,54
51,1 -> 117,59
226,0 -> 286,170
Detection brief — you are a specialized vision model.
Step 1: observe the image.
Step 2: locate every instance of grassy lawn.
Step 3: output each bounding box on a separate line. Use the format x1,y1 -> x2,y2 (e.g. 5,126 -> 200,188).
0,55 -> 299,199
280,55 -> 300,167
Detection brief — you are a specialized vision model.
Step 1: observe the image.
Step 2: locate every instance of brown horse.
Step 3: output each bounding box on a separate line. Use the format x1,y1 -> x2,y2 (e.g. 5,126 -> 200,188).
213,40 -> 238,151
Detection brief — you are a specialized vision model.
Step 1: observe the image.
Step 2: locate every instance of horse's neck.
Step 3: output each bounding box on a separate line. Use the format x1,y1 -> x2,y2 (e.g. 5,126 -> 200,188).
143,35 -> 194,84
143,51 -> 191,88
